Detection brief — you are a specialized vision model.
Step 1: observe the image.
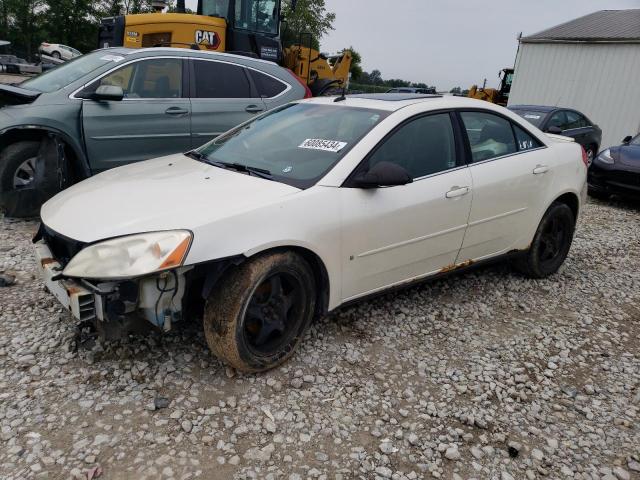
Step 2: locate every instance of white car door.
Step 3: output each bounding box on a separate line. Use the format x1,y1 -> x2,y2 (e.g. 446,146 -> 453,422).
340,112 -> 473,301
456,110 -> 556,262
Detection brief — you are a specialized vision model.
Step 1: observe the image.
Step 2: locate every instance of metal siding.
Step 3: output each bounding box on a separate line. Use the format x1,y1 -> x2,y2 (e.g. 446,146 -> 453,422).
509,43 -> 640,149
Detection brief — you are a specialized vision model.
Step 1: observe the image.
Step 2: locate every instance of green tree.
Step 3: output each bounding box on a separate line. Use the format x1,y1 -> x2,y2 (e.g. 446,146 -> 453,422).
281,0 -> 335,50
450,86 -> 462,94
343,45 -> 362,81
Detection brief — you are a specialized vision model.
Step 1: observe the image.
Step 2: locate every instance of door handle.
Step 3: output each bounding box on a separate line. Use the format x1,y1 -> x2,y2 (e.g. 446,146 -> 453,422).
445,186 -> 470,199
245,105 -> 265,114
533,165 -> 549,175
165,107 -> 189,115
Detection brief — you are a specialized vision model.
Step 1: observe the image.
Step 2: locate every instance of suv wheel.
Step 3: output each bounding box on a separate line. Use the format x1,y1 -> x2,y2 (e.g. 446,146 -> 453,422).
203,251 -> 316,372
512,202 -> 576,279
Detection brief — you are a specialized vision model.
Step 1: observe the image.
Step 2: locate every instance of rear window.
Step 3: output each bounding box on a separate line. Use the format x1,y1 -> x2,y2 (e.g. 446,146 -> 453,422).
511,109 -> 545,128
249,69 -> 287,98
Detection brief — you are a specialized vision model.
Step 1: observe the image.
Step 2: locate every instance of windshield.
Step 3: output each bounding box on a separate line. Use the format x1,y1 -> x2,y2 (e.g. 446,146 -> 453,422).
196,103 -> 389,189
512,109 -> 545,128
21,50 -> 130,93
235,0 -> 279,35
200,0 -> 230,17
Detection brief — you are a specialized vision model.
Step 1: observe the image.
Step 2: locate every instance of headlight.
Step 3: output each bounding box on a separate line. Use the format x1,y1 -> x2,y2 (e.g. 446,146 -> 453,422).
596,148 -> 614,165
63,230 -> 192,279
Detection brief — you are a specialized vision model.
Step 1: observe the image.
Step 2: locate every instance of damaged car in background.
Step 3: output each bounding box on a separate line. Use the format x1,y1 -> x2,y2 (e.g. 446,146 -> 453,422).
34,94 -> 587,372
0,47 -> 309,217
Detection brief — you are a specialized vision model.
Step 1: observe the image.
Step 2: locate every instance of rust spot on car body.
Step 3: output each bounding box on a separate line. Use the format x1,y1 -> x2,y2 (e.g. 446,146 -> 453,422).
40,258 -> 56,267
66,286 -> 83,296
440,259 -> 474,274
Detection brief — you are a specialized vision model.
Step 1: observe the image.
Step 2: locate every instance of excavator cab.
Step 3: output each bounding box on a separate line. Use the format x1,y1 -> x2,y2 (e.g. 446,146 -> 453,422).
198,0 -> 283,60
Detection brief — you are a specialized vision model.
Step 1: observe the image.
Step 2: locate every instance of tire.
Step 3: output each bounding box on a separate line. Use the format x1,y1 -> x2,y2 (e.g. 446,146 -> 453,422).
0,141 -> 42,217
203,251 -> 316,372
588,187 -> 610,201
52,51 -> 61,59
512,202 -> 576,279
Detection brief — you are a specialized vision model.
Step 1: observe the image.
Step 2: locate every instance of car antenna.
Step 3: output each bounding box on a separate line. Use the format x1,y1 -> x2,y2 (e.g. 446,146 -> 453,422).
334,84 -> 347,102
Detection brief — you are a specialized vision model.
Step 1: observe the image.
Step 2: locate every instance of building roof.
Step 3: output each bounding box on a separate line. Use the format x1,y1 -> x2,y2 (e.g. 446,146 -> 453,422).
522,9 -> 640,43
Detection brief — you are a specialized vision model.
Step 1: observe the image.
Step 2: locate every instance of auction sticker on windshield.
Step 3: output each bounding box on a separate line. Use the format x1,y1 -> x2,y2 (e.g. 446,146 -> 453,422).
299,139 -> 348,153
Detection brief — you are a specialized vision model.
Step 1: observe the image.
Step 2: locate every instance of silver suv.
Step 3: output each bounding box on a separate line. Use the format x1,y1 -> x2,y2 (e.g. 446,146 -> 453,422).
0,47 -> 308,217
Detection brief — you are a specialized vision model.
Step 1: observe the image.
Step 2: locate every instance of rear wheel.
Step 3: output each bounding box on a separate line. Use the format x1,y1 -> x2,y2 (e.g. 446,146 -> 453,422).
51,51 -> 61,59
512,202 -> 575,279
203,252 -> 316,372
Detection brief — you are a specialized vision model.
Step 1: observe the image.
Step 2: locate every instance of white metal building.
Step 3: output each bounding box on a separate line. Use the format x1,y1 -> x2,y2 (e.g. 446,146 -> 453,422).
508,9 -> 640,149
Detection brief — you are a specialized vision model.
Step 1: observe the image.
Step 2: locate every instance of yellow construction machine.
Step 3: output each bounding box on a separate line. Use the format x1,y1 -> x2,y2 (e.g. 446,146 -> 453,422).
468,68 -> 514,106
98,0 -> 352,96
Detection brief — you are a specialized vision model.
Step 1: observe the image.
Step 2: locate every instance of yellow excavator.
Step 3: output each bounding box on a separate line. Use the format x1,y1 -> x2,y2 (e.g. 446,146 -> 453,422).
98,0 -> 352,96
468,68 -> 514,106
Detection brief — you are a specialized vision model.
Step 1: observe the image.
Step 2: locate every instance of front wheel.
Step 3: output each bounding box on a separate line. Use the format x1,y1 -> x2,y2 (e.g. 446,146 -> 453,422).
203,252 -> 316,372
512,202 -> 576,279
0,141 -> 42,217
51,51 -> 61,59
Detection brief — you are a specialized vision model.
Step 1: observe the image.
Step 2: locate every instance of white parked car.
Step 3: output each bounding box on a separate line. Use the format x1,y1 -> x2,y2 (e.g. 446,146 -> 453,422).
34,94 -> 588,372
38,42 -> 81,60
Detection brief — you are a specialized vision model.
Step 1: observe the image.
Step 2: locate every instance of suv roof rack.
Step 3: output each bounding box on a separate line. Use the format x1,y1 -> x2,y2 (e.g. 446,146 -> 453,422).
351,93 -> 443,101
152,42 -> 201,50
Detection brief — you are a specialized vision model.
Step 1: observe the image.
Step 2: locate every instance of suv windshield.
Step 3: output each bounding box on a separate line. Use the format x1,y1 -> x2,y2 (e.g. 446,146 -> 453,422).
21,50 -> 130,93
511,109 -> 545,128
196,103 -> 389,189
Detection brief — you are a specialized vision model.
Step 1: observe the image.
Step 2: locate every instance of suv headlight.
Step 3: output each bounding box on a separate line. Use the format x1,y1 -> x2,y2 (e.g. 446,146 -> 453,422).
596,148 -> 614,165
63,230 -> 192,280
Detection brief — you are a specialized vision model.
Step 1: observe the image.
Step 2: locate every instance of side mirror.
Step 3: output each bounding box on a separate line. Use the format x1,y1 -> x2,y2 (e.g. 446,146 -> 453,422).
93,85 -> 124,101
546,126 -> 563,134
353,161 -> 413,189
623,135 -> 633,144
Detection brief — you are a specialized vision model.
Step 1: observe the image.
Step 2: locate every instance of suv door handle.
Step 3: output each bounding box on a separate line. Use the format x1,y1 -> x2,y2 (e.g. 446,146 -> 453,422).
445,186 -> 470,199
245,105 -> 265,114
533,165 -> 549,175
165,107 -> 189,115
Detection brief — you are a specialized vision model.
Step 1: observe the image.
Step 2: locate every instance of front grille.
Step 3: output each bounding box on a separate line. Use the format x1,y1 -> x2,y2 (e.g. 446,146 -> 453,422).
77,292 -> 96,322
40,224 -> 86,267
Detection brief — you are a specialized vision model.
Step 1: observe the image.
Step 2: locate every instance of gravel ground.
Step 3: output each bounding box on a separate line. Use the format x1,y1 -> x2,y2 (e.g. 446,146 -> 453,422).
1,199 -> 639,480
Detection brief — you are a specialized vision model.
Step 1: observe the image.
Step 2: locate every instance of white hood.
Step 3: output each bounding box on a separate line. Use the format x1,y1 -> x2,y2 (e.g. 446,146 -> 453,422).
41,155 -> 300,243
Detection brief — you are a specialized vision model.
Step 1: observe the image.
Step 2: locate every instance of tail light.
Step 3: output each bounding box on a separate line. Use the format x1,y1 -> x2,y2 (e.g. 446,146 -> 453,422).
580,145 -> 589,167
287,69 -> 313,99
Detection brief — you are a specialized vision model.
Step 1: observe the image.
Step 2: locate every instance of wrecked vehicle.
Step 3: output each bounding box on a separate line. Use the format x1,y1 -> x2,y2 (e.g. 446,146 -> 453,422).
34,94 -> 587,372
0,47 -> 309,217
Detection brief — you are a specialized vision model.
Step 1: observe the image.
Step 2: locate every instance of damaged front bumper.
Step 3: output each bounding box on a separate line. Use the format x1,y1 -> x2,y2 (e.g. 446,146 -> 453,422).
34,240 -> 191,338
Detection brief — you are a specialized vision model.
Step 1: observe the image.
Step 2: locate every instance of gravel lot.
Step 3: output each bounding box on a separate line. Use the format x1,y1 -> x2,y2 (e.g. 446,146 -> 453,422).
1,199 -> 639,480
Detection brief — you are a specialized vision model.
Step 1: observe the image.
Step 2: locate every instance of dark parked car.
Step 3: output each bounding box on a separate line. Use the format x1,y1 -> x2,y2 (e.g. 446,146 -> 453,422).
509,105 -> 602,162
588,134 -> 640,200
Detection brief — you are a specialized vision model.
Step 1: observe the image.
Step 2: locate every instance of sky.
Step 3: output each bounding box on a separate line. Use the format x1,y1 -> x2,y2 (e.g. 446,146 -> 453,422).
187,0 -> 640,90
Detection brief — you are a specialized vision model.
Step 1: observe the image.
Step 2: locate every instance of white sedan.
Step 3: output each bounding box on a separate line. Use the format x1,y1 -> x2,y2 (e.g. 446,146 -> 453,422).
38,42 -> 81,60
34,94 -> 588,372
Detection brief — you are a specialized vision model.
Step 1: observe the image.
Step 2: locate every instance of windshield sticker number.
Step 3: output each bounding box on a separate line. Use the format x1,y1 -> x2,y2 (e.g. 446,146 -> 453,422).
524,114 -> 541,120
299,138 -> 347,153
100,55 -> 125,63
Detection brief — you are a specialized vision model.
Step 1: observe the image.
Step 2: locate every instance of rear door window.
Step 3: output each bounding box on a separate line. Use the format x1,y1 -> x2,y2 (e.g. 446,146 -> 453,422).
192,60 -> 251,98
513,125 -> 543,151
460,111 -> 517,162
565,111 -> 589,129
249,70 -> 288,98
547,111 -> 568,130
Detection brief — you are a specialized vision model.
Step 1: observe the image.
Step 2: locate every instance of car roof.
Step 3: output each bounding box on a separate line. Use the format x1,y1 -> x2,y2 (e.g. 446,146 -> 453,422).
300,94 -> 506,112
113,46 -> 281,67
509,105 -> 557,113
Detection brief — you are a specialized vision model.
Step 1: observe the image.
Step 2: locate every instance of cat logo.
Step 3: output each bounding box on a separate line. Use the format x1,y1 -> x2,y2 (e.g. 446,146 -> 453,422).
195,30 -> 221,50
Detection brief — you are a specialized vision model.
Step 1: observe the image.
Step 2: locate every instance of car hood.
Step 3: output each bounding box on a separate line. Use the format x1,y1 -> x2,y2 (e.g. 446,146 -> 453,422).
612,144 -> 640,169
41,154 -> 301,243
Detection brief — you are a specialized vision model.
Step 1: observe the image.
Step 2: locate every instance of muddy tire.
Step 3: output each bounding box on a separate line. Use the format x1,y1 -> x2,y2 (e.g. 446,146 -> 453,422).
0,141 -> 41,217
512,202 -> 576,279
203,251 -> 316,372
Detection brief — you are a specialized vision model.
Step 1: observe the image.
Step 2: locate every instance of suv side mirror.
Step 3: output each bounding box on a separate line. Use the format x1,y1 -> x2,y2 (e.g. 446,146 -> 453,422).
546,126 -> 563,134
93,85 -> 124,101
353,161 -> 413,189
623,135 -> 633,144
